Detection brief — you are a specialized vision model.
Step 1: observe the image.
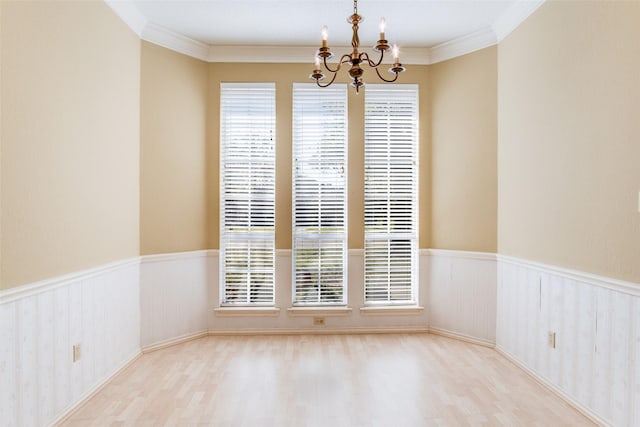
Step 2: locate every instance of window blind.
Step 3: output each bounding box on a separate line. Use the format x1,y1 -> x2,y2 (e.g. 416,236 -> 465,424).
364,84 -> 418,304
220,83 -> 276,305
292,83 -> 348,305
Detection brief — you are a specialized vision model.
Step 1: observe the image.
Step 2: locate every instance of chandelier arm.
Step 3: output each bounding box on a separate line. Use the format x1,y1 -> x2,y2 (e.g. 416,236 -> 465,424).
359,51 -> 385,69
312,0 -> 406,91
374,67 -> 400,83
323,54 -> 350,74
315,72 -> 339,88
340,54 -> 353,64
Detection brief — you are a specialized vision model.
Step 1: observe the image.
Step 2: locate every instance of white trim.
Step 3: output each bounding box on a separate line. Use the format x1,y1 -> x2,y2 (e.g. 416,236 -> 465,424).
214,307 -> 281,317
141,22 -> 210,61
48,350 -> 142,427
276,249 -> 292,257
348,248 -> 365,257
107,0 -> 542,65
208,45 -> 431,65
140,249 -> 215,264
427,249 -> 497,261
0,257 -> 140,304
287,307 -> 353,317
360,306 -> 425,316
492,0 -> 546,42
208,326 -> 430,335
141,330 -> 209,353
428,327 -> 494,348
498,254 -> 640,297
495,346 -> 612,427
104,0 -> 146,37
428,27 -> 497,65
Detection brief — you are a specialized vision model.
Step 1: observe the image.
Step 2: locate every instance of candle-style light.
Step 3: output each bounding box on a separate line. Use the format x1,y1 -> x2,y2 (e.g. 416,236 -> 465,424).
309,0 -> 406,93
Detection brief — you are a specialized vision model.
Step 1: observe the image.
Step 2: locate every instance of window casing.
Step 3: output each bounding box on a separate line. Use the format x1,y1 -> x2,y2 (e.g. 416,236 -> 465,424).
220,83 -> 276,305
364,84 -> 419,305
292,83 -> 348,305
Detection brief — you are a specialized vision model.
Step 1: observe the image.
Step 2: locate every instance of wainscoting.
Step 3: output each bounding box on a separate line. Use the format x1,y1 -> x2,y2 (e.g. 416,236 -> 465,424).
138,249 -> 497,343
496,255 -> 640,427
0,260 -> 140,427
2,249 -> 638,426
428,249 -> 497,345
140,251 -> 210,349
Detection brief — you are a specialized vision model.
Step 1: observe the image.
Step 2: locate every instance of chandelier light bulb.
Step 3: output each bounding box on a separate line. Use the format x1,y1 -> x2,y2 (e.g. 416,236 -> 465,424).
393,44 -> 399,62
315,56 -> 321,69
379,17 -> 386,39
321,26 -> 328,47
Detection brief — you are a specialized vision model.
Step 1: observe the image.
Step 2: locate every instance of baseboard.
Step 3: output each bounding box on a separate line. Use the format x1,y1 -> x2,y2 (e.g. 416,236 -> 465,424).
428,326 -> 495,348
141,330 -> 210,354
208,326 -> 431,336
495,345 -> 611,427
49,349 -> 142,427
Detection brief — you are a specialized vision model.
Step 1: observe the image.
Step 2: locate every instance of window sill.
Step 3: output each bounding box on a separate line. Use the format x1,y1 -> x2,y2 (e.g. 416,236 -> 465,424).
359,306 -> 425,316
287,307 -> 353,317
214,307 -> 281,317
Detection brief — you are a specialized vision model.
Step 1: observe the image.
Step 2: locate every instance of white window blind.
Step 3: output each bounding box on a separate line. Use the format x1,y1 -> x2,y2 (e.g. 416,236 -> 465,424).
364,84 -> 418,304
292,83 -> 348,305
220,83 -> 276,305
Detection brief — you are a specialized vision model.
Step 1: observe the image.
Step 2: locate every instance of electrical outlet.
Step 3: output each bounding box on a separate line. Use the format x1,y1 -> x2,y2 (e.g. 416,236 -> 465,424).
313,317 -> 325,326
73,344 -> 81,362
547,332 -> 556,349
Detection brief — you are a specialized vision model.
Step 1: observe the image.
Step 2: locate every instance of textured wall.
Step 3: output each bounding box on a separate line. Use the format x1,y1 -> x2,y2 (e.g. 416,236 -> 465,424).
140,42 -> 209,255
497,1 -> 640,282
430,47 -> 498,252
0,1 -> 140,289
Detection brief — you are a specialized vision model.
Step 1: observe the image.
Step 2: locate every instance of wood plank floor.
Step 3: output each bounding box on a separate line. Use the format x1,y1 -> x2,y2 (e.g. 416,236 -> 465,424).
61,334 -> 594,426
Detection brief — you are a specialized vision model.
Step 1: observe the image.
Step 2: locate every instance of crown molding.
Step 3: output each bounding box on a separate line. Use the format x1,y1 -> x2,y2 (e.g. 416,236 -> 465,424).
428,27 -> 497,64
105,0 -> 544,65
104,0 -> 146,37
207,45 -> 431,65
492,0 -> 546,42
427,0 -> 545,64
142,22 -> 210,61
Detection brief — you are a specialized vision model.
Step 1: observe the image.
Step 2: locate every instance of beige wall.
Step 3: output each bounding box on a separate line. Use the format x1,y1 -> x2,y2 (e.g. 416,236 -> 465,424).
430,47 -> 497,252
498,1 -> 640,282
10,0 -> 636,289
207,63 -> 430,249
140,42 -> 209,255
0,1 -> 141,290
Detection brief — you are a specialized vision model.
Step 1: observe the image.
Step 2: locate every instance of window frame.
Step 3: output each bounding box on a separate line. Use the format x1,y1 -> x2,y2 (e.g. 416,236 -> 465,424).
219,82 -> 276,307
291,83 -> 349,306
363,83 -> 419,306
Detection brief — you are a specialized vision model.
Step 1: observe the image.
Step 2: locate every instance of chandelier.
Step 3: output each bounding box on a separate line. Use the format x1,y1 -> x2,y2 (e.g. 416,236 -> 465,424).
309,0 -> 406,93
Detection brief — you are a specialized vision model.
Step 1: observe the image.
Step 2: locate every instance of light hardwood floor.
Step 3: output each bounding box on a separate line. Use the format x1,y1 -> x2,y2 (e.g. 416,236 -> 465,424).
61,334 -> 594,426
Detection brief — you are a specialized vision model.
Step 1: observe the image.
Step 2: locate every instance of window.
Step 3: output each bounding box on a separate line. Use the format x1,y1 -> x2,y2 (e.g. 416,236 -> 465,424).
220,83 -> 276,305
292,83 -> 348,305
364,84 -> 419,304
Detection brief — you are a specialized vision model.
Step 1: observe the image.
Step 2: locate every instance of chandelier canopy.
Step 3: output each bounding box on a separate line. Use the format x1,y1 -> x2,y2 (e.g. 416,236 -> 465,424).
309,0 -> 406,93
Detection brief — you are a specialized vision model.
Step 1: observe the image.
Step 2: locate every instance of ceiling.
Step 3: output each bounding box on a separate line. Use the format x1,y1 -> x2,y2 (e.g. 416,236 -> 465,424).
107,0 -> 545,64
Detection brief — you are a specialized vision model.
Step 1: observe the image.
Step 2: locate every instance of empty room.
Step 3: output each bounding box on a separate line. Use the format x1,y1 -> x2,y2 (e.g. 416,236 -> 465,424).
0,0 -> 638,426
